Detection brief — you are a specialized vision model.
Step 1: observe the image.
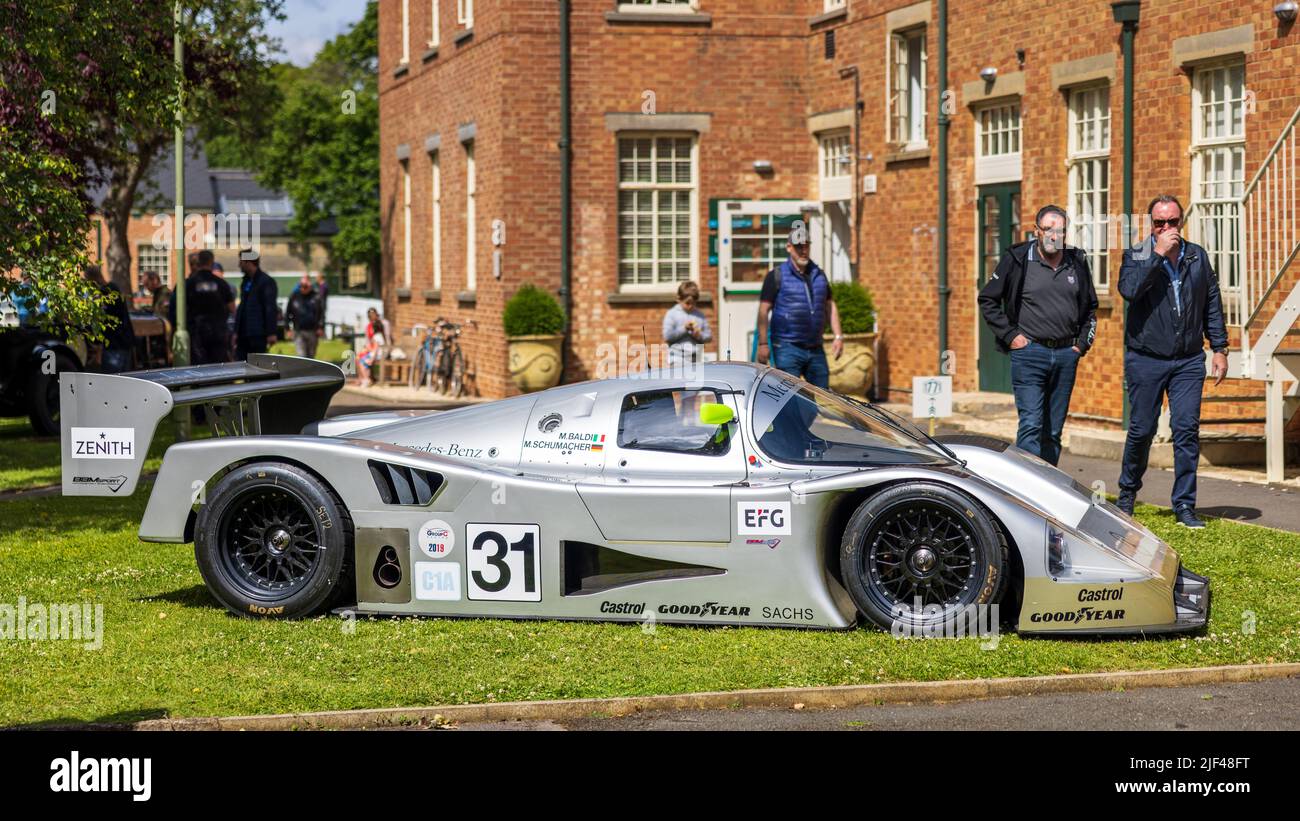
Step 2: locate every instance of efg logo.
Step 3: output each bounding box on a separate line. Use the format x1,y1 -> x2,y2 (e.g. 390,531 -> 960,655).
737,501 -> 791,535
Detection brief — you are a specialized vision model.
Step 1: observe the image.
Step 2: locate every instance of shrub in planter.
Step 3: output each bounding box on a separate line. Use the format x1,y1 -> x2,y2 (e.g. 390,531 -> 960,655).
824,281 -> 879,397
504,285 -> 566,392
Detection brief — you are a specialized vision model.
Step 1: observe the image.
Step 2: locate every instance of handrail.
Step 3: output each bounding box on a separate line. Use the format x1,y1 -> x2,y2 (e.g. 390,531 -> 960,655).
1242,104 -> 1300,202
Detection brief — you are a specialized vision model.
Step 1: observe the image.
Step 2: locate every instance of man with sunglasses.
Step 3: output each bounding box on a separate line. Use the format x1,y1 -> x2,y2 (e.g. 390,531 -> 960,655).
979,204 -> 1098,465
1116,195 -> 1229,528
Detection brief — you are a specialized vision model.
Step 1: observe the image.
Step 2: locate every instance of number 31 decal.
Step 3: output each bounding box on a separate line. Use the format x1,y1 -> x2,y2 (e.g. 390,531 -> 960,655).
466,523 -> 541,601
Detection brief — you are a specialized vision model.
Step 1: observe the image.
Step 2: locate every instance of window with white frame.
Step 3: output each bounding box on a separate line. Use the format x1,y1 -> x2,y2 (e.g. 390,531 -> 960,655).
1190,62 -> 1245,292
430,0 -> 439,46
825,0 -> 847,10
400,0 -> 410,64
137,244 -> 172,286
457,0 -> 473,27
1068,85 -> 1110,288
819,130 -> 851,201
431,151 -> 442,289
465,141 -> 476,291
889,27 -> 927,147
401,160 -> 412,288
974,100 -> 1021,185
618,1 -> 696,12
617,134 -> 696,288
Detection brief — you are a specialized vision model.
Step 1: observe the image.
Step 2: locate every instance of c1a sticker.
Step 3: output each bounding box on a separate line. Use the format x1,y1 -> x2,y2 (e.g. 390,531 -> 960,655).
737,501 -> 791,535
415,562 -> 462,601
416,518 -> 456,558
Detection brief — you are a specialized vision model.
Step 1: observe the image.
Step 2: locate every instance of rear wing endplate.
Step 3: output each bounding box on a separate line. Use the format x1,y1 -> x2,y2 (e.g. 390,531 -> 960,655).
60,354 -> 344,497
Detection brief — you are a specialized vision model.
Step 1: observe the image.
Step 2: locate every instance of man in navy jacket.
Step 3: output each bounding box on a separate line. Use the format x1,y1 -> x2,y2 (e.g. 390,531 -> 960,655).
234,249 -> 279,361
1117,195 -> 1229,528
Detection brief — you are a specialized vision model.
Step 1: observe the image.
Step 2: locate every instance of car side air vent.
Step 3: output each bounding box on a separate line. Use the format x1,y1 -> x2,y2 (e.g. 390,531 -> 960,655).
368,461 -> 443,505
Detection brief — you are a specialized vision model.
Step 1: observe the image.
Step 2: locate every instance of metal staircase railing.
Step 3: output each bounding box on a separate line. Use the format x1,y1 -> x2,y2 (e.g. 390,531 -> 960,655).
1238,104 -> 1300,373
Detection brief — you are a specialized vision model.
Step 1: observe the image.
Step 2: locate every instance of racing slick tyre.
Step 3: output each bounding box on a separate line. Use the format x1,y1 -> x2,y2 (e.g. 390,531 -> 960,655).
27,350 -> 78,436
194,461 -> 355,618
840,482 -> 1008,634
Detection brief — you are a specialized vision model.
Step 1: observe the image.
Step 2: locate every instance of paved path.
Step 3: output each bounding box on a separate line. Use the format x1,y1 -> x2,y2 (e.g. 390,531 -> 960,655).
449,677 -> 1300,731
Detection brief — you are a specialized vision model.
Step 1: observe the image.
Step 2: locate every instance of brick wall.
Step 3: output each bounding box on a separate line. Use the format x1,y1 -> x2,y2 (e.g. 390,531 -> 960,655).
378,0 -> 1300,429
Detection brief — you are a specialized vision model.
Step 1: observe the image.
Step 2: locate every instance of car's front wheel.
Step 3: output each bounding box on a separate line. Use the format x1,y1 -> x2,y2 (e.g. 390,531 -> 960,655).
194,461 -> 354,618
840,482 -> 1007,634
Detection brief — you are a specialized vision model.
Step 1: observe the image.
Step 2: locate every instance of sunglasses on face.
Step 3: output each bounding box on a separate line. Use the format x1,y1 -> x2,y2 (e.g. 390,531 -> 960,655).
1037,226 -> 1065,237
1152,217 -> 1181,228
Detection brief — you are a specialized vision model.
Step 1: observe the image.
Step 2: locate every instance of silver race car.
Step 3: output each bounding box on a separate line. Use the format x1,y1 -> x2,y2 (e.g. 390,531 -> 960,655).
60,355 -> 1209,635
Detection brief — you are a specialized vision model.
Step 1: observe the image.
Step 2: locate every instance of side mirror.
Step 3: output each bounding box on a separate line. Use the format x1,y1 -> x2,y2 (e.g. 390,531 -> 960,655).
699,402 -> 735,426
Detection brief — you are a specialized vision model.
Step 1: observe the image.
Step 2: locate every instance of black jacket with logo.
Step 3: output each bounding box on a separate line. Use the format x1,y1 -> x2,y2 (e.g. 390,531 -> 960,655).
1118,238 -> 1229,359
977,241 -> 1099,354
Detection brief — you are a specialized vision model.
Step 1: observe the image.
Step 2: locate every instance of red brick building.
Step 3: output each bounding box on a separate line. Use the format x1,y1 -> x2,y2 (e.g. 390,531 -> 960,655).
379,0 -> 1300,439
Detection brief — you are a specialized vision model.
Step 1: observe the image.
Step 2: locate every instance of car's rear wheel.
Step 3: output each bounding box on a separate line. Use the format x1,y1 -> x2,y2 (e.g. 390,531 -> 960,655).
195,461 -> 354,618
840,482 -> 1007,633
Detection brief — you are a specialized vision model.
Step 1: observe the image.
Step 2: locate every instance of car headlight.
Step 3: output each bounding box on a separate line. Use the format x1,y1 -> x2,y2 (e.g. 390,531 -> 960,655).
1047,524 -> 1070,577
1045,518 -> 1159,581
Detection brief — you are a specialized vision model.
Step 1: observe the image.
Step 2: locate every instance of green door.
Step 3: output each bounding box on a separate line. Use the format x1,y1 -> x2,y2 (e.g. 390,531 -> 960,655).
978,183 -> 1020,393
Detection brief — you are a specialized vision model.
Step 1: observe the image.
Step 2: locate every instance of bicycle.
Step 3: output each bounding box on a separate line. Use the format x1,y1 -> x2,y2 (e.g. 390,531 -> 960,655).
432,320 -> 467,398
408,319 -> 446,391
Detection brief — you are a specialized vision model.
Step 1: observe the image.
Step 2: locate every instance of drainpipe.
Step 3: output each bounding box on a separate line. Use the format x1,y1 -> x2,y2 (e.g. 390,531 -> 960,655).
1112,0 -> 1140,427
558,0 -> 573,374
838,66 -> 861,277
936,0 -> 950,372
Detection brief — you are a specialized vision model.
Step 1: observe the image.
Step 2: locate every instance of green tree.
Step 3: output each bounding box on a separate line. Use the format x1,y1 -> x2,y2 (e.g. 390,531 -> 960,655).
0,0 -> 284,324
256,1 -> 379,275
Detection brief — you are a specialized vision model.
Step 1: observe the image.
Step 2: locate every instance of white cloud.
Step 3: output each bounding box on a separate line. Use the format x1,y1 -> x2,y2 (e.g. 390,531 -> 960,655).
266,0 -> 363,66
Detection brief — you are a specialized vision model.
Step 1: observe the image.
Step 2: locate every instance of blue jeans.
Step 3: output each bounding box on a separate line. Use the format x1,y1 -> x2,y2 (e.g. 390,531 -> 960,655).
771,341 -> 830,389
1120,350 -> 1205,510
1009,341 -> 1080,465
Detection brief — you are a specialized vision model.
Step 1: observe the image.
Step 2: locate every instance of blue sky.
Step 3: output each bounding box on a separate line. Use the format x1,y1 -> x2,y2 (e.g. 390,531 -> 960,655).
265,0 -> 367,66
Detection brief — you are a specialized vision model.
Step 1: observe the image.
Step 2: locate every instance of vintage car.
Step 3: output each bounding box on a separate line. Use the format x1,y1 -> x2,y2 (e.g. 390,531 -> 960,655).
59,355 -> 1210,635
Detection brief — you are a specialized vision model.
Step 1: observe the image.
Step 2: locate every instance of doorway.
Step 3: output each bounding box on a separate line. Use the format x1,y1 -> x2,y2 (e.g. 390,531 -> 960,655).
716,200 -> 821,362
977,183 -> 1020,393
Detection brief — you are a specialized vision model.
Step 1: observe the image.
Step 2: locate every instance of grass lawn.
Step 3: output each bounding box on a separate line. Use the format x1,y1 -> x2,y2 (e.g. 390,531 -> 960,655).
269,337 -> 350,366
0,491 -> 1297,727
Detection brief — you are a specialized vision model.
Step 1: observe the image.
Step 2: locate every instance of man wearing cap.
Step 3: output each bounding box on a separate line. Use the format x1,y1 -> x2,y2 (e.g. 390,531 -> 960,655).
234,249 -> 279,360
978,204 -> 1098,466
755,221 -> 842,389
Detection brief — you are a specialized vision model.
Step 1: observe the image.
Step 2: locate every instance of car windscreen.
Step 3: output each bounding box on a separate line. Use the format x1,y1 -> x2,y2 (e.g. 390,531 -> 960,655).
752,371 -> 946,466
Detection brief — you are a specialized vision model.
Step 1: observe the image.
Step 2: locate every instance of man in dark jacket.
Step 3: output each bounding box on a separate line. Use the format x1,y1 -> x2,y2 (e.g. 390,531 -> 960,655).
285,274 -> 324,359
234,249 -> 279,361
170,249 -> 234,365
978,204 -> 1098,465
1116,195 -> 1229,528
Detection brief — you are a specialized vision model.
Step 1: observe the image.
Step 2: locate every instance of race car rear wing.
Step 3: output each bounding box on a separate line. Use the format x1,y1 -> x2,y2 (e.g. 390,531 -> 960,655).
60,353 -> 345,497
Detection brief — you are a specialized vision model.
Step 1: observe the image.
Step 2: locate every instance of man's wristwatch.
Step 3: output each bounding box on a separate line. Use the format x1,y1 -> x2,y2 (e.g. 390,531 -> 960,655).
833,335 -> 843,340
1213,347 -> 1228,355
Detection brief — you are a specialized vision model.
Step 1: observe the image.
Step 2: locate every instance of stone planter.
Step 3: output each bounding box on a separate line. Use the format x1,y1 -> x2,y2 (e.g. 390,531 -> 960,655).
508,334 -> 564,393
824,332 -> 877,397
